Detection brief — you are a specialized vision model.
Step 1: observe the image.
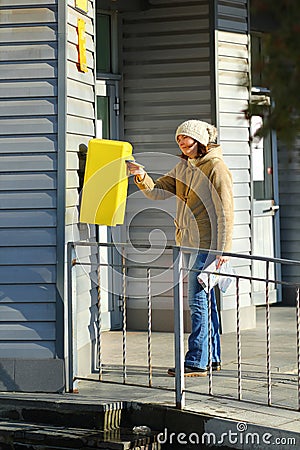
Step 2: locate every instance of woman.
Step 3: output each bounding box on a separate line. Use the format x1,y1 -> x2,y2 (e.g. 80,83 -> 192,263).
127,119 -> 234,377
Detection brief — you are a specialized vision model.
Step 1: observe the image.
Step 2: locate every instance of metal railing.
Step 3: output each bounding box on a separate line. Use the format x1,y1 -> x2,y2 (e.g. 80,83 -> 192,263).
67,241 -> 300,411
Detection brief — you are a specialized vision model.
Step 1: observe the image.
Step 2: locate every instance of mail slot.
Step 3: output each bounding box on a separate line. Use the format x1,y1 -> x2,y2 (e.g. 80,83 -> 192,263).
79,138 -> 132,226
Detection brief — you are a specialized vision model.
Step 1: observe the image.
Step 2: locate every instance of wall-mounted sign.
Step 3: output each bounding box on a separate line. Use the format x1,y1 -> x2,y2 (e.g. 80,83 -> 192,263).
75,0 -> 88,13
77,18 -> 88,73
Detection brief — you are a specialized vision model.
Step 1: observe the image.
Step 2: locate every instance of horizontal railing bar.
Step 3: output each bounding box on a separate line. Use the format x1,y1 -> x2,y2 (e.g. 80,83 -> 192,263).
73,261 -> 168,270
190,269 -> 300,288
71,241 -> 300,266
74,376 -> 175,392
71,259 -> 300,288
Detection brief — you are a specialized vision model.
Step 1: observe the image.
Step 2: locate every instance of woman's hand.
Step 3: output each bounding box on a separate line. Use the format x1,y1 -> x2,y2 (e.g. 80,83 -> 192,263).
216,255 -> 229,269
126,161 -> 146,180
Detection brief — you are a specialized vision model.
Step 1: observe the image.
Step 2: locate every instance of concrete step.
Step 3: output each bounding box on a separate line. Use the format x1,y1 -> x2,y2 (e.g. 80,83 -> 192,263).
0,398 -> 125,431
0,398 -> 161,449
0,419 -> 161,449
0,395 -> 298,450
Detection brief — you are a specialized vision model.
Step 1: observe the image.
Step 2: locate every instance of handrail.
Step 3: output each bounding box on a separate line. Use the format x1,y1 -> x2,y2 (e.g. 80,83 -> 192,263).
71,240 -> 300,266
67,241 -> 300,411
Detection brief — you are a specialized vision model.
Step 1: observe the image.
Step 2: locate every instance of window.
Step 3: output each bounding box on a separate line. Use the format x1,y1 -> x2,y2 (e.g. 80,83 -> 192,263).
251,34 -> 274,201
251,34 -> 264,87
96,13 -> 112,73
251,114 -> 274,201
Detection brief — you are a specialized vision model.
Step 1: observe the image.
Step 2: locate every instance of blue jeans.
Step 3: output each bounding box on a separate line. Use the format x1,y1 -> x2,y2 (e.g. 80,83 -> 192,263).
184,253 -> 221,370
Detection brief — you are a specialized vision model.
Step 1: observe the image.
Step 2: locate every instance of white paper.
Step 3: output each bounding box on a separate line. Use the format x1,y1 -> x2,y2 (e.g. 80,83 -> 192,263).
197,260 -> 236,293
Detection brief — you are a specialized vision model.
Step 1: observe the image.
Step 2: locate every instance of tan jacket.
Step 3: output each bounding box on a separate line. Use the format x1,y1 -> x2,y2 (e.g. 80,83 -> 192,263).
135,145 -> 234,252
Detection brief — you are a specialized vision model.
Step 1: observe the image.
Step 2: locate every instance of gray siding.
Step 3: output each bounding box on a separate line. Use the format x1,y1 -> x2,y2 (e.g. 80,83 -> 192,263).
122,0 -> 213,327
121,0 -> 253,331
0,2 -> 58,358
0,0 -> 97,383
217,0 -> 248,33
215,0 -> 251,317
278,143 -> 300,285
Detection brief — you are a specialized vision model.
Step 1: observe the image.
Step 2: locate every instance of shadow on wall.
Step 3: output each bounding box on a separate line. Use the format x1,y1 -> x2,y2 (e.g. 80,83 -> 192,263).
0,359 -> 65,393
0,362 -> 20,391
281,286 -> 299,306
78,143 -> 88,193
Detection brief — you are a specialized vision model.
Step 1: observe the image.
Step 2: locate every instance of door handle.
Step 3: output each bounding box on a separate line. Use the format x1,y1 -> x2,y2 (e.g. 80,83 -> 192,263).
263,205 -> 279,213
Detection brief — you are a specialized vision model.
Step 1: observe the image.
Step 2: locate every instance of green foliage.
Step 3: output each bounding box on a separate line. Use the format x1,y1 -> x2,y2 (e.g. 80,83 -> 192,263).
250,0 -> 300,146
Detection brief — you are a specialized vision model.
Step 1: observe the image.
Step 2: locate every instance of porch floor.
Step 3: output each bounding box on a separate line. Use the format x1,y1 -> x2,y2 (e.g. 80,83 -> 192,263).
0,306 -> 299,448
75,306 -> 299,432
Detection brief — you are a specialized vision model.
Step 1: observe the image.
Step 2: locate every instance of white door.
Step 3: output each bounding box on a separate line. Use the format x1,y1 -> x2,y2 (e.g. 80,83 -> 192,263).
251,98 -> 281,304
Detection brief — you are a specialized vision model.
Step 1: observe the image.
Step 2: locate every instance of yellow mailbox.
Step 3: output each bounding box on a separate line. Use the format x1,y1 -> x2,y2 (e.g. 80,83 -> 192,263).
79,139 -> 133,226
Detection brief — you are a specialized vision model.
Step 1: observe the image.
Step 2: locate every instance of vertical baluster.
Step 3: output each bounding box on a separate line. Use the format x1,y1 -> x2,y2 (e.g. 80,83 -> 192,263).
147,267 -> 153,387
97,261 -> 103,381
265,260 -> 272,406
296,287 -> 300,411
236,277 -> 242,400
208,274 -> 213,396
122,248 -> 127,384
173,247 -> 185,409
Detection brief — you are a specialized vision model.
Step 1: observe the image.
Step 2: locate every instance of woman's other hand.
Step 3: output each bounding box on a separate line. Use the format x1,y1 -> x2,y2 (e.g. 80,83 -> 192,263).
216,255 -> 229,269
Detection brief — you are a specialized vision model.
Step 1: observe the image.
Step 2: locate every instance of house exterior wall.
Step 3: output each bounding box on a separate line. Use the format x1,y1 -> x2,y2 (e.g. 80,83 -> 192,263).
0,0 -> 96,391
278,143 -> 300,305
0,0 -> 63,391
121,0 -> 213,330
65,0 -> 97,379
216,0 -> 248,33
3,0 -> 297,391
121,0 -> 254,332
215,0 -> 254,330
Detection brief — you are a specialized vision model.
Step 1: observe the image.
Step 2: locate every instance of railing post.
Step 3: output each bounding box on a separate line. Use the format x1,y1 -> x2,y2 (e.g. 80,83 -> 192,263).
265,261 -> 272,406
97,260 -> 103,381
236,277 -> 242,400
67,242 -> 77,392
147,268 -> 153,387
121,247 -> 127,384
173,246 -> 185,409
207,275 -> 213,396
296,287 -> 300,411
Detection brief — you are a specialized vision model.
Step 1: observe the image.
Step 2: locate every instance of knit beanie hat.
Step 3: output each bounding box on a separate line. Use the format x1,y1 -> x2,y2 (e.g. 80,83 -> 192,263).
175,120 -> 218,146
